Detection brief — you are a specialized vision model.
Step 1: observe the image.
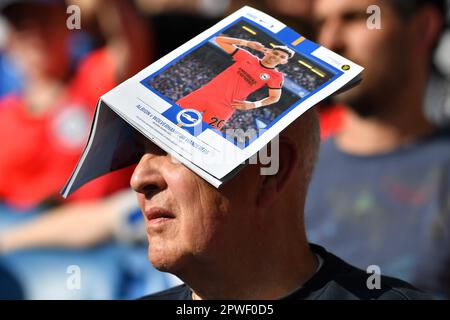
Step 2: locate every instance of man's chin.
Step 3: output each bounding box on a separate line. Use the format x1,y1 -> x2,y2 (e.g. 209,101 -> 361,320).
149,253 -> 176,273
148,247 -> 188,275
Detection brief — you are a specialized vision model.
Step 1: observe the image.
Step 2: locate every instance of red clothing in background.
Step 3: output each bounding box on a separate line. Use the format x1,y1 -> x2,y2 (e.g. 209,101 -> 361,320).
0,49 -> 133,209
319,104 -> 346,140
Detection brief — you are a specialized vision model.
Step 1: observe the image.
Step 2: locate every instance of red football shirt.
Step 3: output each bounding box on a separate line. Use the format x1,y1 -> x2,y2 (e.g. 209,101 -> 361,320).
0,49 -> 134,209
177,49 -> 284,129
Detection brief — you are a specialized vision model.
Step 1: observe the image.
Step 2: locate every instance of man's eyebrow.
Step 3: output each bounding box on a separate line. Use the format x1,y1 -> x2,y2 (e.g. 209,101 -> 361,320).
315,7 -> 368,25
340,9 -> 369,21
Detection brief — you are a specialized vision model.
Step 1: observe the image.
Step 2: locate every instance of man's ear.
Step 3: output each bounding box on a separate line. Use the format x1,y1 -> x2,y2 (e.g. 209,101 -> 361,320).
256,136 -> 298,208
412,5 -> 443,55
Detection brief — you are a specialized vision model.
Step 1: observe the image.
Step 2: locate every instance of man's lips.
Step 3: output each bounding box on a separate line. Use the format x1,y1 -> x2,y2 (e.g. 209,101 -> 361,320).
144,207 -> 176,225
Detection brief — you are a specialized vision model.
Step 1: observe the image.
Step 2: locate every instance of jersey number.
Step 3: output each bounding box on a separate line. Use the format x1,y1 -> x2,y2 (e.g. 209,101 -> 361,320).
208,117 -> 225,129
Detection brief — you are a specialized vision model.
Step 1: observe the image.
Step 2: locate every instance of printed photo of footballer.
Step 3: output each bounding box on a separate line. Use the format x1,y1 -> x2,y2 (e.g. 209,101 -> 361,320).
176,36 -> 292,130
147,20 -> 335,135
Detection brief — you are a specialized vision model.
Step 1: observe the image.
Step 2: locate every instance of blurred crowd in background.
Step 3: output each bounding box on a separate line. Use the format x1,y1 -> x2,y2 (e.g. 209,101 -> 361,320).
0,0 -> 449,300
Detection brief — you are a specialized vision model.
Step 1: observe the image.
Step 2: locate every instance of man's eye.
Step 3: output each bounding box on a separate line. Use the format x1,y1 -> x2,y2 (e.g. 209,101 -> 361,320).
342,11 -> 367,23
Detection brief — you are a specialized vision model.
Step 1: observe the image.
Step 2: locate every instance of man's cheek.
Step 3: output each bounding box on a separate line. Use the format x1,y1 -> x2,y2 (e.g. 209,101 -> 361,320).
136,194 -> 146,211
166,167 -> 202,208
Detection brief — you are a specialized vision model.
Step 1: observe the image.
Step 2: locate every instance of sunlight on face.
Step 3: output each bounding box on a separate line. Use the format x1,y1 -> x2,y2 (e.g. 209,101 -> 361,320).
130,137 -> 261,275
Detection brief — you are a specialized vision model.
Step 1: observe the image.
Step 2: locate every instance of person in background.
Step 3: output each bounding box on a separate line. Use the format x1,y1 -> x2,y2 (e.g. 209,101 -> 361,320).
0,0 -> 149,208
305,0 -> 450,298
0,0 -> 175,299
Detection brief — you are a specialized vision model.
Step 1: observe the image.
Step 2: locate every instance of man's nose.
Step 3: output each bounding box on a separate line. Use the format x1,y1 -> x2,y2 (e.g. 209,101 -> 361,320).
318,20 -> 345,54
130,153 -> 168,196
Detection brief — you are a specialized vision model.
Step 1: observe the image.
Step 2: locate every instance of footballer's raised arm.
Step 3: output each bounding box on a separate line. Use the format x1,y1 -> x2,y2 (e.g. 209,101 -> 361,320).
215,36 -> 265,54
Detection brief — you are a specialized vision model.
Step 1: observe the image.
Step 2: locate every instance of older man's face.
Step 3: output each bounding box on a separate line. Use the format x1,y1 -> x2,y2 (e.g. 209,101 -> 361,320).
130,138 -> 260,273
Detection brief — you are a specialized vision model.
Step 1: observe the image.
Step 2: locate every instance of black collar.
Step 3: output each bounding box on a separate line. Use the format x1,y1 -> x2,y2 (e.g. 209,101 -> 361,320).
259,60 -> 276,70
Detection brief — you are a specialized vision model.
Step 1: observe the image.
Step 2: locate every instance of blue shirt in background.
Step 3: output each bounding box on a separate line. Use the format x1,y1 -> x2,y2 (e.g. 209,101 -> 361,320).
305,130 -> 450,299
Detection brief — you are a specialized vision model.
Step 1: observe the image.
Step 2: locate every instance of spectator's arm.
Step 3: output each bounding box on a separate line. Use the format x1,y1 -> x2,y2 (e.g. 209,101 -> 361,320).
0,190 -> 138,253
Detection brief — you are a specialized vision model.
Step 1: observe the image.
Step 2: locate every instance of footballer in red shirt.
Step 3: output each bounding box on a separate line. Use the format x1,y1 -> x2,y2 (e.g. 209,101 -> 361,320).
176,36 -> 294,129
